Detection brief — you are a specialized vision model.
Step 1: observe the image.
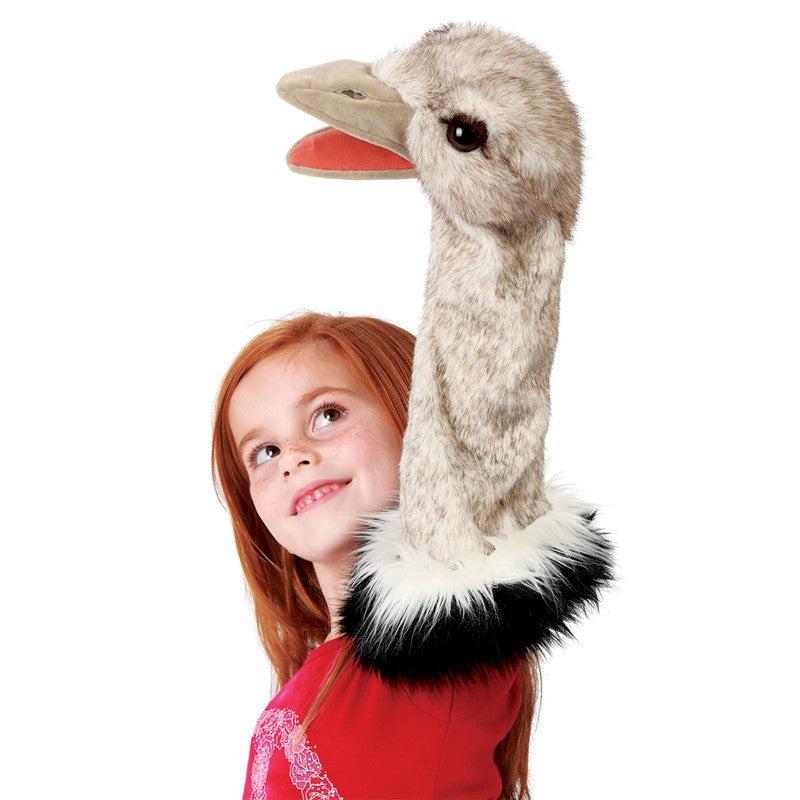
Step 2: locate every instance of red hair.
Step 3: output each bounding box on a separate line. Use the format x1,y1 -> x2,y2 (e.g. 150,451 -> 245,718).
211,310 -> 536,799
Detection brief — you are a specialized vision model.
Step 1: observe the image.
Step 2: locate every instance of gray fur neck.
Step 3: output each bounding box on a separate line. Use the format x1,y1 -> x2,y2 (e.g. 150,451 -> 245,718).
397,203 -> 566,563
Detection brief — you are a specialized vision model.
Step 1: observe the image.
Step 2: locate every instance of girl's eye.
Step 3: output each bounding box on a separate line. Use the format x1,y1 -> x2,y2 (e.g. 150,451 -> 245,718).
246,401 -> 346,470
312,402 -> 344,431
249,443 -> 279,469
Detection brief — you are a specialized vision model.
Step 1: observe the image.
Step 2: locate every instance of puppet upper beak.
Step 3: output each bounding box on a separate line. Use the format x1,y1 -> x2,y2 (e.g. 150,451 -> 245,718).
276,59 -> 417,179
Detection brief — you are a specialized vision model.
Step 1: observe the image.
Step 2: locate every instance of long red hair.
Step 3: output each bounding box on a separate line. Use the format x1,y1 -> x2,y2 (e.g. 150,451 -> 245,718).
211,310 -> 537,799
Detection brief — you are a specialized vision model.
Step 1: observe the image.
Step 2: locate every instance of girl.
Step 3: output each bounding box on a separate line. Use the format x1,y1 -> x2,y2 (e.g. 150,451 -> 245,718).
212,310 -> 537,800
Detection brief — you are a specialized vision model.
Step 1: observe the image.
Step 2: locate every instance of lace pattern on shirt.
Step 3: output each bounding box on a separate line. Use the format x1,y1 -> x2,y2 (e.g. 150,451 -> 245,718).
249,706 -> 343,800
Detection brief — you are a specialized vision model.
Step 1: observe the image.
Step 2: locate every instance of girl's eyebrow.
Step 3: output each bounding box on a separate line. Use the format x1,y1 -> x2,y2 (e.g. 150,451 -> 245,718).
237,386 -> 356,453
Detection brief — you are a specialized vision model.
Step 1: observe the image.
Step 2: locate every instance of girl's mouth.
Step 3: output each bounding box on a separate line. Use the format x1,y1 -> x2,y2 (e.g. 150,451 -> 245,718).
294,481 -> 351,516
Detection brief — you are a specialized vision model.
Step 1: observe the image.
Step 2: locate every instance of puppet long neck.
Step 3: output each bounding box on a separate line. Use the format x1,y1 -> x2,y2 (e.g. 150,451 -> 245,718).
397,203 -> 566,563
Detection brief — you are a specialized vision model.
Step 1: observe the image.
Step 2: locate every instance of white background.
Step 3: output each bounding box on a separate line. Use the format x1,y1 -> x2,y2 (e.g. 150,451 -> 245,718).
1,2 -> 798,797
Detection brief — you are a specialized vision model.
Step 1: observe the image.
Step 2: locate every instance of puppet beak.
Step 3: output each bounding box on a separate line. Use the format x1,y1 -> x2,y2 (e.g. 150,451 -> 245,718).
276,59 -> 417,179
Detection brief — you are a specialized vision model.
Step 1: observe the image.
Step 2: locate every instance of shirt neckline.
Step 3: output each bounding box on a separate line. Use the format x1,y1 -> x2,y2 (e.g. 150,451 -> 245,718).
305,634 -> 349,664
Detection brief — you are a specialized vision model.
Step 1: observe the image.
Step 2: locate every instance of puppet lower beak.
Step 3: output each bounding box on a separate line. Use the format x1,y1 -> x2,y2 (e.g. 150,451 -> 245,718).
276,59 -> 417,179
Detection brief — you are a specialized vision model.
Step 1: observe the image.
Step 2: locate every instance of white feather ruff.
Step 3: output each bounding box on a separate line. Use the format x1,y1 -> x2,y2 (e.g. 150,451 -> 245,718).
347,479 -> 607,644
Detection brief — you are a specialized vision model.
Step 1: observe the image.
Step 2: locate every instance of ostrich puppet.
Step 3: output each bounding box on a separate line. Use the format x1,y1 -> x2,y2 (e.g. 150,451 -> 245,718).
276,22 -> 615,686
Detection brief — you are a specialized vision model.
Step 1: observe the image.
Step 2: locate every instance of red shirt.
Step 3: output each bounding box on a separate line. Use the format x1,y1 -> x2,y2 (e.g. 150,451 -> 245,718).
241,634 -> 524,799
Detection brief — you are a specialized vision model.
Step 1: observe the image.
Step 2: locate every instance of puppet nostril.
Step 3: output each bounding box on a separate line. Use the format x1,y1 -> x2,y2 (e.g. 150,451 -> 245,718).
339,89 -> 367,99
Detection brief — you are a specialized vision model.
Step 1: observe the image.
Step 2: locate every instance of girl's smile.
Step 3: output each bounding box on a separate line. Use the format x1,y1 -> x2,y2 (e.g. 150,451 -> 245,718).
293,480 -> 352,516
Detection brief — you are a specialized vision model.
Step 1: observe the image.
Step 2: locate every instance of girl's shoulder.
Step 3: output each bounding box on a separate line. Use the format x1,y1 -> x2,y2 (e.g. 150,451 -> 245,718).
399,655 -> 525,723
294,636 -> 524,727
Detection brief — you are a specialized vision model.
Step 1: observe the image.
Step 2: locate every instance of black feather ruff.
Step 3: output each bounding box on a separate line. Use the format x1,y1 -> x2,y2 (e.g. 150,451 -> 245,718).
337,511 -> 615,689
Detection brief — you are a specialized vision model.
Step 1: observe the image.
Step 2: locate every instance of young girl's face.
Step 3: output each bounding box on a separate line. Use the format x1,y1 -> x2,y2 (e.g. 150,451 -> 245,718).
228,341 -> 403,565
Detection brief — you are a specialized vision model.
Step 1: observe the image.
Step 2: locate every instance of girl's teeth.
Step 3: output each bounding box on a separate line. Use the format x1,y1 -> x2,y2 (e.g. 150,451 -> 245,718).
297,483 -> 343,512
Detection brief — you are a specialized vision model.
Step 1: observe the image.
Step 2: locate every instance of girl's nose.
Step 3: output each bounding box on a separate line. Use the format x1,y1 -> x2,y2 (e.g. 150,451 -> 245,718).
281,441 -> 319,473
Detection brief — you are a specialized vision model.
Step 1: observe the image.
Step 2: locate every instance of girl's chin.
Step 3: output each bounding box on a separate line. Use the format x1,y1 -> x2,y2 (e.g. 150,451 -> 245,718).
298,528 -> 359,564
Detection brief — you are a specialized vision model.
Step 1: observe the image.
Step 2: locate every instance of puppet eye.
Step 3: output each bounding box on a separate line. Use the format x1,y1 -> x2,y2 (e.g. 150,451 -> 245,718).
442,115 -> 488,152
339,89 -> 367,99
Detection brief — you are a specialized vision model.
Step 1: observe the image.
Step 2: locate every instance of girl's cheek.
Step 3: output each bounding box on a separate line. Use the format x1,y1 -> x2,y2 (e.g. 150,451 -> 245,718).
249,467 -> 269,488
249,473 -> 278,518
337,424 -> 376,457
